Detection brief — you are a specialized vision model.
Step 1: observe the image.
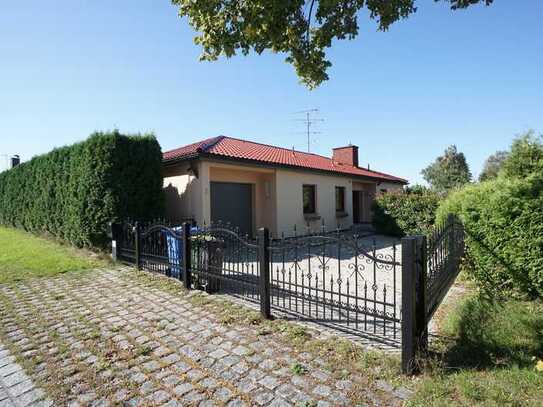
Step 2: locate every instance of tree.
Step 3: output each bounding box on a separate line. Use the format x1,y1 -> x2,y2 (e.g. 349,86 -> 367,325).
500,131 -> 543,179
479,150 -> 508,182
421,145 -> 471,193
171,0 -> 494,89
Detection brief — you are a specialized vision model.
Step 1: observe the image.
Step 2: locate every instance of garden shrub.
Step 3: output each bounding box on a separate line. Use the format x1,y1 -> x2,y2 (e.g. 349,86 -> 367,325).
436,175 -> 543,297
0,131 -> 164,248
372,188 -> 441,237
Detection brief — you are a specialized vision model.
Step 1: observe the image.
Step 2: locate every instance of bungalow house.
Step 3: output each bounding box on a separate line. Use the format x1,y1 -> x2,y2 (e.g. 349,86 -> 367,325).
163,136 -> 407,237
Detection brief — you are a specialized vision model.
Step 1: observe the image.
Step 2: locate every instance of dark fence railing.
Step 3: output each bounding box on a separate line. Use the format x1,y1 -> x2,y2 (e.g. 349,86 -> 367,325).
110,215 -> 465,375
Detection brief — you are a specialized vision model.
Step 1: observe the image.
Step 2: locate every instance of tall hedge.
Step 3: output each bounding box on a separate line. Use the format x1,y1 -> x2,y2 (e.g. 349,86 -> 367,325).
372,189 -> 441,237
436,175 -> 543,297
0,131 -> 164,247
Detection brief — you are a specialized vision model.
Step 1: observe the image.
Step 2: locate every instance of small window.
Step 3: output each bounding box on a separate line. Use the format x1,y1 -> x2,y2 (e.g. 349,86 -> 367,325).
335,186 -> 345,212
303,185 -> 316,214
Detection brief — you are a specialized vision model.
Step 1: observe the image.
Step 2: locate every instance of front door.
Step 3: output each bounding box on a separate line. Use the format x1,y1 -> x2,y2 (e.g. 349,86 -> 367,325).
352,191 -> 360,224
210,182 -> 253,236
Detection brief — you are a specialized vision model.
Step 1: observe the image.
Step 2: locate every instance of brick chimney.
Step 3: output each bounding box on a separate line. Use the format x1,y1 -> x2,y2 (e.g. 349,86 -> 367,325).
332,145 -> 359,167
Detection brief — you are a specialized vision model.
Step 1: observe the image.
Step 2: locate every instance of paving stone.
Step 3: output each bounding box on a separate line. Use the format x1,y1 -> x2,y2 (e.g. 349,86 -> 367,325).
161,353 -> 181,365
259,375 -> 281,390
2,370 -> 28,387
214,387 -> 233,402
232,346 -> 250,356
9,379 -> 34,397
227,398 -> 245,407
313,385 -> 332,397
209,348 -> 229,359
150,390 -> 170,404
140,381 -> 156,395
183,390 -> 205,403
199,377 -> 219,390
173,382 -> 194,396
162,375 -> 182,387
275,384 -> 298,400
253,390 -> 275,406
335,380 -> 353,390
142,360 -> 161,372
269,398 -> 292,407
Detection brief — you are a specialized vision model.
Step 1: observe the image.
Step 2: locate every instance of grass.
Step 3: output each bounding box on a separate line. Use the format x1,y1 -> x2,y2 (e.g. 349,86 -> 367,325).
410,295 -> 543,406
0,226 -> 107,284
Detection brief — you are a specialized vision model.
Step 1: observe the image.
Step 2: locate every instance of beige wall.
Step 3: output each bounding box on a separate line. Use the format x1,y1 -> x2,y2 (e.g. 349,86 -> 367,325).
163,162 -> 204,223
163,159 -> 383,237
276,169 -> 360,236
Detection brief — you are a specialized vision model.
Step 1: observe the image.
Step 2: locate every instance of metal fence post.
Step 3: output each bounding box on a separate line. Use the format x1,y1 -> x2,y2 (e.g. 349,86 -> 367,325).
415,235 -> 428,353
401,236 -> 417,374
258,228 -> 271,319
402,235 -> 428,374
108,222 -> 119,261
182,222 -> 192,289
134,221 -> 141,270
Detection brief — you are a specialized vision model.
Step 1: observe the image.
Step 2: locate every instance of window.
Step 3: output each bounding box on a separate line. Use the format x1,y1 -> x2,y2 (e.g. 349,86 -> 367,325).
335,186 -> 345,212
303,185 -> 316,214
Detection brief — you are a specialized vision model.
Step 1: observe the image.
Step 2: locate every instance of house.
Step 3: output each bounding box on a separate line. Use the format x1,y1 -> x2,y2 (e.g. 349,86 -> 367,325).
163,136 -> 407,237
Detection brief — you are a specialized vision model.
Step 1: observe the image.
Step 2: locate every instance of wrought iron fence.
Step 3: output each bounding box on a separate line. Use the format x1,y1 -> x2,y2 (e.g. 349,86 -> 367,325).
110,215 -> 465,375
268,232 -> 401,344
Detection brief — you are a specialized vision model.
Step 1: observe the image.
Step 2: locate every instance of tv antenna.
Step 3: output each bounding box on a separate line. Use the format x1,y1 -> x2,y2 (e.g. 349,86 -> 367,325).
293,108 -> 324,153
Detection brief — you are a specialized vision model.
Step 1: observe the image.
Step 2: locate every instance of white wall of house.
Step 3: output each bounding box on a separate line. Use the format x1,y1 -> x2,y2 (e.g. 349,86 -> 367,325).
275,169 -> 355,236
163,159 -> 403,237
163,162 -> 204,223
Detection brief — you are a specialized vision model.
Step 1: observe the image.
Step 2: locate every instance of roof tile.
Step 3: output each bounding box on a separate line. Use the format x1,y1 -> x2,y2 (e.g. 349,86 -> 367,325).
163,136 -> 407,184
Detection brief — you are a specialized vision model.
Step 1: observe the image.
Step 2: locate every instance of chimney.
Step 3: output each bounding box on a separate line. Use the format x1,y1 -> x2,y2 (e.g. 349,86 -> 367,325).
10,155 -> 20,169
332,145 -> 359,167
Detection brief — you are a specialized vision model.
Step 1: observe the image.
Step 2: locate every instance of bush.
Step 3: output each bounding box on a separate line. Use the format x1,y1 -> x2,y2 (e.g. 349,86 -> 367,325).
372,188 -> 441,237
436,175 -> 543,297
0,131 -> 164,248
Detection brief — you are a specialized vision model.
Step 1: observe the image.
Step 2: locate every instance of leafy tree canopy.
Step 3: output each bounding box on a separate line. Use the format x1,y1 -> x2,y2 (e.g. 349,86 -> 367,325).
171,0 -> 494,88
421,145 -> 471,193
500,130 -> 543,179
479,150 -> 508,182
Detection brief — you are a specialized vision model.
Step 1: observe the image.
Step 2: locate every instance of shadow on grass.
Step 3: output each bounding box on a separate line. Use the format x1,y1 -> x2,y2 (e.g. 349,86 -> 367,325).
430,295 -> 543,372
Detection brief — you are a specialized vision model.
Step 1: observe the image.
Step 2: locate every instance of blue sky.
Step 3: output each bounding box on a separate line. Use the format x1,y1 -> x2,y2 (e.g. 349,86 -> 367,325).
1,1 -> 541,183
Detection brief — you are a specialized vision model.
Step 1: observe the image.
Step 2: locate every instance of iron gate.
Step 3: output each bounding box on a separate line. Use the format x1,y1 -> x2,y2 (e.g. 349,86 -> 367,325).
110,215 -> 465,374
268,232 -> 401,344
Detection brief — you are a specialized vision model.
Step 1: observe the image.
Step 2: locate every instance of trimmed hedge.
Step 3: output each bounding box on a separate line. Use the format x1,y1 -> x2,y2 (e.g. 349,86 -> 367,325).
436,175 -> 543,297
0,131 -> 164,248
372,189 -> 441,237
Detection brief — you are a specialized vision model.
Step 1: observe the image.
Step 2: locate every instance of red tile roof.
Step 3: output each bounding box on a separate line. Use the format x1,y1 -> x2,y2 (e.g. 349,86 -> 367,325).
163,136 -> 408,184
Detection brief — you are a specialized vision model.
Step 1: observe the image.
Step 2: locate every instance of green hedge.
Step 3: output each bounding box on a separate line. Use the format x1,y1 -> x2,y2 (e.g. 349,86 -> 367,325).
372,189 -> 441,237
436,176 -> 543,297
0,131 -> 164,248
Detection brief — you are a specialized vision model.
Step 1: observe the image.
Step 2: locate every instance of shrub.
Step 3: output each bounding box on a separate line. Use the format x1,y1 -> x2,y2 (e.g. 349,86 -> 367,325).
436,175 -> 543,297
372,188 -> 441,237
0,131 -> 164,248
500,131 -> 543,179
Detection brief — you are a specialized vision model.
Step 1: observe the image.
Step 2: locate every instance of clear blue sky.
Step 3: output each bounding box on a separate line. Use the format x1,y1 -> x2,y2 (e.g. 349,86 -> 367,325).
1,1 -> 541,183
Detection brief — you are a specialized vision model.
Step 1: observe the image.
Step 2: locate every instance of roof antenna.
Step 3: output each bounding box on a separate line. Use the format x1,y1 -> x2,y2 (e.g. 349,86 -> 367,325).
292,108 -> 324,153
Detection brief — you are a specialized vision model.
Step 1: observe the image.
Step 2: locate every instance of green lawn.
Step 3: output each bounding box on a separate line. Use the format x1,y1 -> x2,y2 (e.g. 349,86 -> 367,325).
410,295 -> 543,406
0,227 -> 107,284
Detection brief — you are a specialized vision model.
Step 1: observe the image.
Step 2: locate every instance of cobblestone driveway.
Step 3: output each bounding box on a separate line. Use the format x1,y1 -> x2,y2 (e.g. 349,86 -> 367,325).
0,268 -> 407,406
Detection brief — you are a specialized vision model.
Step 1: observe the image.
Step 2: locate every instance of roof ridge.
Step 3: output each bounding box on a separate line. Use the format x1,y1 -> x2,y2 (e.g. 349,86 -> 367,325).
219,135 -> 333,160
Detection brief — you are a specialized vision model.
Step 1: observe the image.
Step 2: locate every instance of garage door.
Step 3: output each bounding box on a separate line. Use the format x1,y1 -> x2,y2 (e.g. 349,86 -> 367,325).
210,182 -> 253,236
